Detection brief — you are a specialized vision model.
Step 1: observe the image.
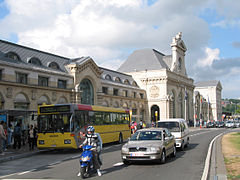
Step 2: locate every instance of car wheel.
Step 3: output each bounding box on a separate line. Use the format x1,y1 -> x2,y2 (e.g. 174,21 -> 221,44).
181,141 -> 185,151
171,146 -> 176,157
160,150 -> 166,164
185,138 -> 189,148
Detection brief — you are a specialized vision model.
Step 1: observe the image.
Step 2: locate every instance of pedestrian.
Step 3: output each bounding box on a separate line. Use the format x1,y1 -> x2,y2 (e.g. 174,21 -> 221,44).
7,124 -> 13,147
28,125 -> 35,150
33,124 -> 38,148
143,121 -> 146,128
13,122 -> 22,149
3,122 -> 7,151
0,121 -> 6,155
139,120 -> 143,129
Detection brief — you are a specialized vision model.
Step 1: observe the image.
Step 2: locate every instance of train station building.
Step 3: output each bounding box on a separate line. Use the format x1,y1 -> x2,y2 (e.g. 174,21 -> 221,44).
1,32 -> 219,128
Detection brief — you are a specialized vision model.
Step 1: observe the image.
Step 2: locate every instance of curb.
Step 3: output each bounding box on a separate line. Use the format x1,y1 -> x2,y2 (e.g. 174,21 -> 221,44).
209,134 -> 227,180
0,150 -> 49,163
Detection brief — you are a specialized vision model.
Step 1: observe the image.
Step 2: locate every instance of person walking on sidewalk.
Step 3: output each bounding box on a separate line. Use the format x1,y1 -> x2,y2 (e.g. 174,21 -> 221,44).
13,122 -> 22,149
28,125 -> 37,150
7,124 -> 13,147
0,121 -> 6,155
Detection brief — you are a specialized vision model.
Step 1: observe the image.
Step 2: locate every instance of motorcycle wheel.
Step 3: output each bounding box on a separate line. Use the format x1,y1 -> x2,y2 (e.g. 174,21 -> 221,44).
80,167 -> 88,179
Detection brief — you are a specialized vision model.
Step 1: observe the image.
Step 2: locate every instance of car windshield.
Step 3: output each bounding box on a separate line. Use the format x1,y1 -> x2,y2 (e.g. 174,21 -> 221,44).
157,122 -> 180,132
130,131 -> 162,141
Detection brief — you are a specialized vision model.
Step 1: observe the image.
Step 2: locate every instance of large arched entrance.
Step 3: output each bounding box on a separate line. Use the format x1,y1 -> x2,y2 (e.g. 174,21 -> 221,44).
80,78 -> 94,105
151,105 -> 160,123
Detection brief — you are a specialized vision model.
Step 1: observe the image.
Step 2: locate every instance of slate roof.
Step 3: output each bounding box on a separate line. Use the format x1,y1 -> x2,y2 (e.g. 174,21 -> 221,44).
118,49 -> 170,72
0,39 -> 70,73
195,80 -> 220,87
100,67 -> 138,87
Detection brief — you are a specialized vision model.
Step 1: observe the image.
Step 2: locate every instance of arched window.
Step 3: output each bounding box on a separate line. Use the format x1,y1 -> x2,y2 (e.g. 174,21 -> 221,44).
0,93 -> 4,110
28,57 -> 42,66
5,52 -> 21,61
170,90 -> 176,118
124,79 -> 130,85
58,97 -> 68,104
115,77 -> 122,83
102,101 -> 109,107
132,81 -> 138,86
14,93 -> 29,110
37,95 -> 50,105
105,74 -> 112,81
113,101 -> 119,108
48,62 -> 60,70
80,78 -> 94,105
178,93 -> 183,118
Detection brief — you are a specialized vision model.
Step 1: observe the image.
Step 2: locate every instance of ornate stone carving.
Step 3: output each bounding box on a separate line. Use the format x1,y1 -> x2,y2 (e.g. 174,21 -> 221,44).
6,87 -> 12,98
150,86 -> 159,98
31,90 -> 37,100
52,92 -> 57,101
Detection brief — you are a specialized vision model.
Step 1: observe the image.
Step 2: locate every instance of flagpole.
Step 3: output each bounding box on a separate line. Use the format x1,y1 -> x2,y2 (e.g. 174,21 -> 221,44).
185,86 -> 187,123
200,96 -> 202,128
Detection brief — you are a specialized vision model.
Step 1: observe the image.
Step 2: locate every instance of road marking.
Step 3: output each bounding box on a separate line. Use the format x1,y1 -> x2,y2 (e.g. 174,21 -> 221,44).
113,162 -> 124,166
18,169 -> 36,175
72,155 -> 80,158
201,132 -> 223,180
49,161 -> 61,166
0,172 -> 19,179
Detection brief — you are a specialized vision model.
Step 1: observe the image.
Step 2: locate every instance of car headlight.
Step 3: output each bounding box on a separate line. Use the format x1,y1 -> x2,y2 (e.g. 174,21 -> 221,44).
80,156 -> 90,162
149,147 -> 158,152
122,147 -> 128,152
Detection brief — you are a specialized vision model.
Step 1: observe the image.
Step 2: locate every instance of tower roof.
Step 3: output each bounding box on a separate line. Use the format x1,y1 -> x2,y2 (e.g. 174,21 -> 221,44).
118,48 -> 169,72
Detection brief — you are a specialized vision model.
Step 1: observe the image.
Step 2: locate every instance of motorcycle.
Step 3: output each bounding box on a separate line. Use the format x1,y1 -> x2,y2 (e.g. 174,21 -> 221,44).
79,145 -> 94,179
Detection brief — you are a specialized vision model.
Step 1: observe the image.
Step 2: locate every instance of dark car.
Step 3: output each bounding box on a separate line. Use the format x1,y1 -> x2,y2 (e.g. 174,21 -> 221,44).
215,121 -> 225,128
206,122 -> 215,128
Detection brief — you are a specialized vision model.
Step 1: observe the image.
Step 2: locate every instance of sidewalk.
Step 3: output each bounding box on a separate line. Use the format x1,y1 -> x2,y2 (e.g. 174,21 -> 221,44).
0,144 -> 44,163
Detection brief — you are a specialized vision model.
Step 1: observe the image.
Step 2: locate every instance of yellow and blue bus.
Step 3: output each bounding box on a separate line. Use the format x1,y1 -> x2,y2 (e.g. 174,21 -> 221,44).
37,103 -> 131,149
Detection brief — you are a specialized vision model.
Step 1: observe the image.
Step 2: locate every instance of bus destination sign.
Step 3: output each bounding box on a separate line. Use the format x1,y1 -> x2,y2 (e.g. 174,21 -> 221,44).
39,105 -> 71,113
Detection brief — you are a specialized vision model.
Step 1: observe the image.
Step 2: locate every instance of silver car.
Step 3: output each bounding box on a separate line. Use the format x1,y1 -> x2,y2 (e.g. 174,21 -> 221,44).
121,128 -> 176,164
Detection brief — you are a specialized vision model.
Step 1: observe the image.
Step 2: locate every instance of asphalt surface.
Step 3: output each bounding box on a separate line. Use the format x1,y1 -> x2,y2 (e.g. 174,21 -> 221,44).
0,128 -> 235,180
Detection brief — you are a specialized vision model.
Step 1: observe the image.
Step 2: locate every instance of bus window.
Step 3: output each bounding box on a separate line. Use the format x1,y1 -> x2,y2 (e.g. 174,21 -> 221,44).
110,113 -> 117,124
94,112 -> 103,125
103,112 -> 111,124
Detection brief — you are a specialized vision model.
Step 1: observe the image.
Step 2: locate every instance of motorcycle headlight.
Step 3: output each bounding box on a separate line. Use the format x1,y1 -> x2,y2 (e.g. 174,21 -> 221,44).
81,156 -> 90,162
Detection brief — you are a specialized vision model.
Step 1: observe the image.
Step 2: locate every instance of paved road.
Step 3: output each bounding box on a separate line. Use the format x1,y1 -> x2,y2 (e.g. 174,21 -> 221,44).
0,128 -> 230,180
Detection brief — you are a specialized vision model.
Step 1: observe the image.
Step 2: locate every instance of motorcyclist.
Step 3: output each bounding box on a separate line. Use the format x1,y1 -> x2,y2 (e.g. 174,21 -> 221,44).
78,126 -> 102,177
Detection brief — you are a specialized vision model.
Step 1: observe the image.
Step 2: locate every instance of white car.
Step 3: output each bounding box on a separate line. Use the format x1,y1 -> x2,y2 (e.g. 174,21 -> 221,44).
225,121 -> 234,128
157,118 -> 190,150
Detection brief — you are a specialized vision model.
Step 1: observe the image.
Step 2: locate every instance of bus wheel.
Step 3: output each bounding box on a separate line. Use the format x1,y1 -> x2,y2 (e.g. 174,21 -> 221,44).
118,133 -> 123,144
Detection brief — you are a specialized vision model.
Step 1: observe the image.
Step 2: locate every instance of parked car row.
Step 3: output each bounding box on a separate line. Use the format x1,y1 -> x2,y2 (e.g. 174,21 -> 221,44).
225,120 -> 240,128
206,120 -> 240,128
121,118 -> 190,164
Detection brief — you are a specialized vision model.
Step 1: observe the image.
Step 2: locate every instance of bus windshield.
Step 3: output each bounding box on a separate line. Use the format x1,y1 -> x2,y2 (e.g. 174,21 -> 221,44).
158,121 -> 180,132
38,113 -> 73,133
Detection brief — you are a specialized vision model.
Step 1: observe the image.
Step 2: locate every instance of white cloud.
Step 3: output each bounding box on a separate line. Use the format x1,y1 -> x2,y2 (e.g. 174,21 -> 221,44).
197,47 -> 220,67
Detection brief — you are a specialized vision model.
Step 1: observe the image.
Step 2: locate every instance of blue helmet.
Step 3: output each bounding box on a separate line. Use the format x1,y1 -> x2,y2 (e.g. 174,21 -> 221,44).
87,126 -> 95,133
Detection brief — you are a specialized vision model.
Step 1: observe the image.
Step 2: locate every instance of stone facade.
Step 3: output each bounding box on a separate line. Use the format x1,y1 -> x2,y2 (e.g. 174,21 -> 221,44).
194,81 -> 222,122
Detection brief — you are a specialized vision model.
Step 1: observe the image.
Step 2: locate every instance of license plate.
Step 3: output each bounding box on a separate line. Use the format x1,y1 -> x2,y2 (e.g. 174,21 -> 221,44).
130,153 -> 144,156
51,145 -> 56,147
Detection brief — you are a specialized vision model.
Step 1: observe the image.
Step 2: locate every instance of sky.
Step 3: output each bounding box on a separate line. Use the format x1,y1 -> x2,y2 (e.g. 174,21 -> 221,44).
0,0 -> 240,99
